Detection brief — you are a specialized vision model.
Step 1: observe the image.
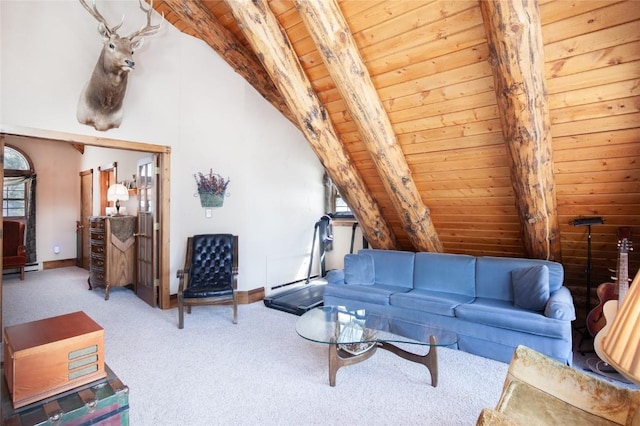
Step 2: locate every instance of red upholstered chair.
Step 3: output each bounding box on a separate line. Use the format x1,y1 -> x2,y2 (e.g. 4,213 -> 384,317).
3,220 -> 27,280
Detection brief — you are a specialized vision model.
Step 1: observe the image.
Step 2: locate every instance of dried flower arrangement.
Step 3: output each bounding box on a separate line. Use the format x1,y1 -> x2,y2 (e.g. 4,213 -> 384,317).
194,169 -> 230,195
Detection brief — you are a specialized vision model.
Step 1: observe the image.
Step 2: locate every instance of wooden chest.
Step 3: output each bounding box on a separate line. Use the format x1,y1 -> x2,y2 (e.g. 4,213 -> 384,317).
3,312 -> 106,409
2,365 -> 128,426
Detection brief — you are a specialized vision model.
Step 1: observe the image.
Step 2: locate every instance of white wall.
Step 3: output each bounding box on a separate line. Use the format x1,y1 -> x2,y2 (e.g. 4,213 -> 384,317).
0,1 -> 328,294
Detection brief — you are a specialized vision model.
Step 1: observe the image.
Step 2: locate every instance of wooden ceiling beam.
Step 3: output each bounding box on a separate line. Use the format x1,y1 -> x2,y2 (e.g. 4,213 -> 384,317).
160,0 -> 298,128
295,0 -> 442,253
224,0 -> 397,250
480,0 -> 562,261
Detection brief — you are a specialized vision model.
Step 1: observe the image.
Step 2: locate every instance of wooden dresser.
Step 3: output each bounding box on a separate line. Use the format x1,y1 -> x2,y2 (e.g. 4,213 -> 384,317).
88,216 -> 136,300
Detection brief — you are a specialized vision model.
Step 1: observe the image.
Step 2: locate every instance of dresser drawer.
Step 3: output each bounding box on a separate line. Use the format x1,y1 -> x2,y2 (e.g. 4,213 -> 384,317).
90,253 -> 105,268
89,218 -> 105,229
90,229 -> 105,241
90,268 -> 105,286
90,242 -> 105,255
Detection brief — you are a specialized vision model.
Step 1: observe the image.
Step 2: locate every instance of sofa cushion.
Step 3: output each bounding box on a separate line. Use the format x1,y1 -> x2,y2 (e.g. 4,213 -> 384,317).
359,249 -> 415,288
413,252 -> 476,297
454,298 -> 567,338
390,289 -> 475,317
344,254 -> 375,285
512,265 -> 549,311
323,283 -> 410,306
476,257 -> 564,302
544,287 -> 576,321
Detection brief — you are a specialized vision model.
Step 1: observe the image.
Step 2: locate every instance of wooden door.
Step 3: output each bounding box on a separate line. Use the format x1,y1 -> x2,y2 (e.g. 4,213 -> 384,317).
78,169 -> 93,269
136,156 -> 158,307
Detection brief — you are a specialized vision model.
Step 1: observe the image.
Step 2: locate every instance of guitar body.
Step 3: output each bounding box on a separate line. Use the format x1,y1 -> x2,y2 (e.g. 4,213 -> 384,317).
586,282 -> 617,337
594,300 -> 619,362
592,227 -> 632,366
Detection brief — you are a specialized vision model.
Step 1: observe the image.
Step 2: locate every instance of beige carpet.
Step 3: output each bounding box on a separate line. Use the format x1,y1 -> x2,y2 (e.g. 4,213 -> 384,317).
2,267 -> 510,425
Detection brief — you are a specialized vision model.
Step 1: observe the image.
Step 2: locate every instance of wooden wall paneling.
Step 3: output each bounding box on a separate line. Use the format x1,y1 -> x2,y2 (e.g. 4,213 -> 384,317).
551,97 -> 640,126
548,63 -> 640,95
541,1 -> 640,45
545,22 -> 640,66
366,24 -> 488,77
393,105 -> 499,135
538,0 -> 623,26
357,2 -> 480,62
380,76 -> 495,117
551,112 -> 640,138
546,40 -> 640,80
550,80 -> 640,111
402,133 -> 504,157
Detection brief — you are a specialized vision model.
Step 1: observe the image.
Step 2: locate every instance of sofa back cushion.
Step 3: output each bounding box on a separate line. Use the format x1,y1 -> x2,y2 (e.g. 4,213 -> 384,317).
358,249 -> 415,288
475,256 -> 564,302
512,265 -> 550,311
413,252 -> 476,297
344,253 -> 375,285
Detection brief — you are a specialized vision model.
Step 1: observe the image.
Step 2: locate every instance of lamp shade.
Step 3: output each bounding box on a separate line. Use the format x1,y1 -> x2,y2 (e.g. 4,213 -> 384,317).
601,267 -> 640,385
107,183 -> 130,202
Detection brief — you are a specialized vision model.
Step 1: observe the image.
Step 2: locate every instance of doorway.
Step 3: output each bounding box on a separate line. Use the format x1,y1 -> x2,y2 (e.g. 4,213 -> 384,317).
0,125 -> 172,338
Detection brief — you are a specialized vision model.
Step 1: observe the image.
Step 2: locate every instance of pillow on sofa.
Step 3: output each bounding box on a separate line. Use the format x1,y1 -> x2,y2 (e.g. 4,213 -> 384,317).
344,254 -> 375,285
512,265 -> 549,311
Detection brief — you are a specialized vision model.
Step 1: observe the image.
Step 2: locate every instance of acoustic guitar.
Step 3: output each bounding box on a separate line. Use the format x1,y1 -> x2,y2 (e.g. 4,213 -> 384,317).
586,227 -> 632,336
593,227 -> 632,363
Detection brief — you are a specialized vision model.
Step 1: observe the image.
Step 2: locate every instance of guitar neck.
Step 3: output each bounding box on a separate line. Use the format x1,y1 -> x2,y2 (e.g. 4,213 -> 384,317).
618,252 -> 629,305
615,227 -> 631,306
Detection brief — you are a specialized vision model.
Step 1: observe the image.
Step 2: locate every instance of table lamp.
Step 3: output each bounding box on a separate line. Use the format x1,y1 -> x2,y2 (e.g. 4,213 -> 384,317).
107,183 -> 129,216
601,267 -> 640,385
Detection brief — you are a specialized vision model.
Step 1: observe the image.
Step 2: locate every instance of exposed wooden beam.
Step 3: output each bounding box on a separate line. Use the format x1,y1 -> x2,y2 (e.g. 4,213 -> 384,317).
161,0 -> 297,128
224,0 -> 397,249
480,0 -> 561,261
295,0 -> 442,253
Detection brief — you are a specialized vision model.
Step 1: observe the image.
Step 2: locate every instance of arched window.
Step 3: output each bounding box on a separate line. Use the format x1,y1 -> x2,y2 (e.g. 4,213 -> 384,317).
4,145 -> 34,218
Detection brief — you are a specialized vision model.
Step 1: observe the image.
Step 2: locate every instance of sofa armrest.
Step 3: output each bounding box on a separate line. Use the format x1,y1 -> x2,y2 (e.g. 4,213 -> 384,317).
326,269 -> 345,285
544,286 -> 575,320
499,346 -> 640,425
475,408 -> 519,426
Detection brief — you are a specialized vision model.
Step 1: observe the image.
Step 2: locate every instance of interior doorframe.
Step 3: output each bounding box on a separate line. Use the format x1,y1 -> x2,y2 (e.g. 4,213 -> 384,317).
0,124 -> 172,311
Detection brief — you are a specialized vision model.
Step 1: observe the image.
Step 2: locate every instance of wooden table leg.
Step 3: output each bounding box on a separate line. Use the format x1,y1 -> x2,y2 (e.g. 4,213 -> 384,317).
378,335 -> 439,387
328,343 -> 377,387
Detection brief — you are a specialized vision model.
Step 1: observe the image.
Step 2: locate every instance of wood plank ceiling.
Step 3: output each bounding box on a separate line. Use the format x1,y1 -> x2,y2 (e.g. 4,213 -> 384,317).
153,0 -> 640,316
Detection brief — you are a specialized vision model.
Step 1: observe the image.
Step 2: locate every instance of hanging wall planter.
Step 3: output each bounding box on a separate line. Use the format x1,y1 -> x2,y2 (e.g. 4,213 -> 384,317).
194,169 -> 230,208
198,191 -> 226,208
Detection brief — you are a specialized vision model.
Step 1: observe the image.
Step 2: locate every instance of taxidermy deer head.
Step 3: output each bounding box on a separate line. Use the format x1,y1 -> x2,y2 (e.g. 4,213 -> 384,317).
77,0 -> 162,131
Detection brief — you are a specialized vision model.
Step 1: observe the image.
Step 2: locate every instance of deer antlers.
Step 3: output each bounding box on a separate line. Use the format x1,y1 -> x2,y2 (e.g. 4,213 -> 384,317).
127,0 -> 164,41
78,0 -> 163,40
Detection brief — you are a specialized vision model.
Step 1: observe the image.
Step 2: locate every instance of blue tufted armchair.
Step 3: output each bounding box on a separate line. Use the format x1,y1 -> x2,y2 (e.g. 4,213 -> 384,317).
176,234 -> 238,328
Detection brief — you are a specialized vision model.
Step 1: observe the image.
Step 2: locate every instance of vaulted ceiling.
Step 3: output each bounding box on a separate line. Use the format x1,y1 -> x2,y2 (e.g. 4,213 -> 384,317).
152,0 -> 640,313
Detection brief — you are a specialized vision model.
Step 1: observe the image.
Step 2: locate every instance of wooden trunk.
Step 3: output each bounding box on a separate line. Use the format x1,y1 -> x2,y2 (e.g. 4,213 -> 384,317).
3,311 -> 106,409
2,365 -> 128,426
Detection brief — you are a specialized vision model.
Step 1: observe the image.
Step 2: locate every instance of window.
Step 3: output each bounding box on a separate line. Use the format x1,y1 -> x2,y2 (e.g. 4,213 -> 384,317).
3,145 -> 33,219
324,172 -> 354,218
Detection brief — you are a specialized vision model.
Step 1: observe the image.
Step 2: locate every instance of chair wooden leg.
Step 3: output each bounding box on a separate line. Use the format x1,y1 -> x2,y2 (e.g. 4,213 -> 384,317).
19,266 -> 24,281
178,297 -> 184,329
232,300 -> 238,324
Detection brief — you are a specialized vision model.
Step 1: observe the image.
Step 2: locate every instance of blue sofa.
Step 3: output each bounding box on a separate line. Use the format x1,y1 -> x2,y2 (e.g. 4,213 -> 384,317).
324,249 -> 576,364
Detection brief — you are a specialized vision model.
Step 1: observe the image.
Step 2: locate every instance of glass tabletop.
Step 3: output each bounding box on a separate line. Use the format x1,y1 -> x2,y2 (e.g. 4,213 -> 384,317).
296,305 -> 458,351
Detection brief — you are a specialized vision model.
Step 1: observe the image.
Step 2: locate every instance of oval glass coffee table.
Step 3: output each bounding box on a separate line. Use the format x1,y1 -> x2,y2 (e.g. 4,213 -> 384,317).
296,305 -> 458,387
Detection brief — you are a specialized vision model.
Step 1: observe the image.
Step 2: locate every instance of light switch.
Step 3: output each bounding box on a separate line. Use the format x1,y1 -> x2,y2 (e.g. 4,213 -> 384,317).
205,208 -> 213,218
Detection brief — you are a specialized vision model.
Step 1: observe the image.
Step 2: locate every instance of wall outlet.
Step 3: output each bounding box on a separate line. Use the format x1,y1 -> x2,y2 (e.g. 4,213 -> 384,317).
205,208 -> 213,219
53,245 -> 60,254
